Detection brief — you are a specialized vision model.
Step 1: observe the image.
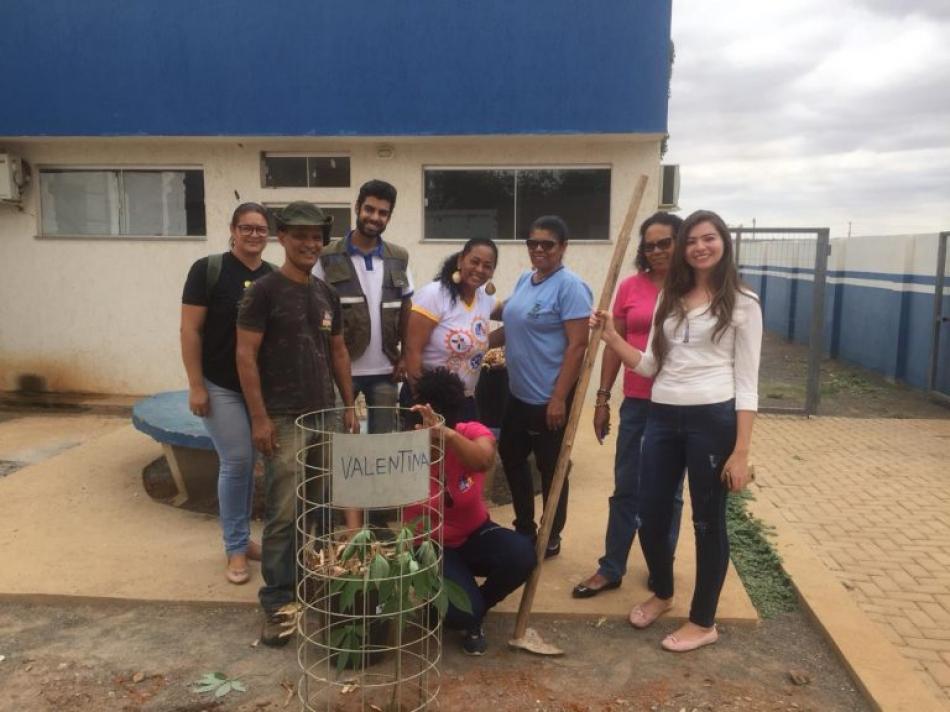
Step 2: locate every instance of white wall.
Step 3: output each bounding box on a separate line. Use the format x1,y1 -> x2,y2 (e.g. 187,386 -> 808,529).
739,232 -> 943,289
0,136 -> 662,395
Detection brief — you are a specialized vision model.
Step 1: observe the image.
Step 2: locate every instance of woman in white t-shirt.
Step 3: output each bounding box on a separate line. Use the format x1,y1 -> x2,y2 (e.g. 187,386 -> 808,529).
591,209 -> 763,653
402,238 -> 498,421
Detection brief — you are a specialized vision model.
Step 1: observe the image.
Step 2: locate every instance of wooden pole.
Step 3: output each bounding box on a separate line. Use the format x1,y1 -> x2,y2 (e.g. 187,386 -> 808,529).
512,174 -> 649,641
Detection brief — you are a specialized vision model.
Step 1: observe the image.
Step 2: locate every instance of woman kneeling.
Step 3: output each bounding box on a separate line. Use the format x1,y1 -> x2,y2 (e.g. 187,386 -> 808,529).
409,368 -> 536,655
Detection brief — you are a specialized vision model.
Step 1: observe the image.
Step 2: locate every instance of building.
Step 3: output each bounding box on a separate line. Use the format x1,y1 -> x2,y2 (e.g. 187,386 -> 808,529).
0,0 -> 673,395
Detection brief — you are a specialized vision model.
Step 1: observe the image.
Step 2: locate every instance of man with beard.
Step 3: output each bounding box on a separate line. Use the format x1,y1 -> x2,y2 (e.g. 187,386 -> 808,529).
313,179 -> 413,437
236,201 -> 359,646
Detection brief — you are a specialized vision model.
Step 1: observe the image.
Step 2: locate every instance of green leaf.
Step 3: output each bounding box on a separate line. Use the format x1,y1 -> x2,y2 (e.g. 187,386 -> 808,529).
339,579 -> 361,612
416,539 -> 437,567
335,626 -> 362,674
214,681 -> 232,697
340,528 -> 372,562
382,595 -> 403,616
433,587 -> 448,618
444,578 -> 473,615
395,526 -> 414,554
378,576 -> 394,604
411,570 -> 431,600
193,683 -> 219,693
368,554 -> 390,586
196,673 -> 220,685
231,680 -> 247,693
396,551 -> 412,576
328,625 -> 349,647
212,672 -> 227,681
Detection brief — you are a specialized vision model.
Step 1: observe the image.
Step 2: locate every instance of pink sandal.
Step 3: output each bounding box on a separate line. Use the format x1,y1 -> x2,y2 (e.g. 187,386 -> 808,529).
661,625 -> 718,652
628,599 -> 673,629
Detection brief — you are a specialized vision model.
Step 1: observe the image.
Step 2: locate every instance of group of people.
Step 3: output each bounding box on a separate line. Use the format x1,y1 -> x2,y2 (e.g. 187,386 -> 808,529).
180,177 -> 762,656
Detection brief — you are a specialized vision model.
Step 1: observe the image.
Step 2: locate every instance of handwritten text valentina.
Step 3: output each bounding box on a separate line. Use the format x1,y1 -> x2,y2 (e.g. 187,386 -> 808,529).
338,449 -> 430,480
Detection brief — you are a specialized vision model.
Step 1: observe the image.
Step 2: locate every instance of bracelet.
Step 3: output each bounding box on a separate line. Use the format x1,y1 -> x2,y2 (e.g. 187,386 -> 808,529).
594,402 -> 609,409
596,388 -> 611,398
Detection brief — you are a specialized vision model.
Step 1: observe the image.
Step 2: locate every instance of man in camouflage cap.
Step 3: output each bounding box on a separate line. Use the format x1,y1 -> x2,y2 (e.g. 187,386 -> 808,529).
236,201 -> 359,646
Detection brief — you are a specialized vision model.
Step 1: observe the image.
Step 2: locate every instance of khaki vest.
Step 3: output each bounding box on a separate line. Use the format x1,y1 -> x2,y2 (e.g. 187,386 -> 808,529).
320,238 -> 410,363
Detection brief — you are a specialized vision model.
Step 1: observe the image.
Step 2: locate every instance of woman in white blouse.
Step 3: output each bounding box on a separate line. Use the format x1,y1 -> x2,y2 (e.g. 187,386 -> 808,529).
591,209 -> 762,653
402,237 -> 498,421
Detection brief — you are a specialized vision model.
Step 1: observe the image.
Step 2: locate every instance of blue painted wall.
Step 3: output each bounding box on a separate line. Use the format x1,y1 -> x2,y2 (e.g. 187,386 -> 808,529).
0,0 -> 672,137
740,267 -> 950,394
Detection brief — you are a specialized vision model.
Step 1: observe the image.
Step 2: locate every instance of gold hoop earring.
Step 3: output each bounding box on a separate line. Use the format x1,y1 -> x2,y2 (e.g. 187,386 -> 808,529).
451,270 -> 462,284
484,281 -> 496,296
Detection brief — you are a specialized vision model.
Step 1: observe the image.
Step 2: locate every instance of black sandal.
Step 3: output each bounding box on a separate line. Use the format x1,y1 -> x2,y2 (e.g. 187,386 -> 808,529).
571,577 -> 622,599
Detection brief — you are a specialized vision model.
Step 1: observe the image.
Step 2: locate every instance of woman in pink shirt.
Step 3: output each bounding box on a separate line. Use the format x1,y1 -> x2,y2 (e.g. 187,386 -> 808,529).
408,368 -> 536,656
573,212 -> 684,598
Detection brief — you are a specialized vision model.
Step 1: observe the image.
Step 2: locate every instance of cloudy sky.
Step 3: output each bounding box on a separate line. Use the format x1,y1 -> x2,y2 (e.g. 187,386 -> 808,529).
665,0 -> 950,237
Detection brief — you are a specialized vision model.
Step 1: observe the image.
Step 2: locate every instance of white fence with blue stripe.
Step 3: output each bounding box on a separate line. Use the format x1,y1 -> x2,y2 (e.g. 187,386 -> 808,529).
737,233 -> 949,395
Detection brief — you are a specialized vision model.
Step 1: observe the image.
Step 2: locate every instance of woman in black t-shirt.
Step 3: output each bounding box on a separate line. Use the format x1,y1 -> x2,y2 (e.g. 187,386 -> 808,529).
181,202 -> 274,585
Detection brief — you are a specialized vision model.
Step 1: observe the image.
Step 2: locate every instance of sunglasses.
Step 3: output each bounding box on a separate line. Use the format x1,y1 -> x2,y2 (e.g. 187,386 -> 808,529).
525,238 -> 559,252
643,237 -> 674,253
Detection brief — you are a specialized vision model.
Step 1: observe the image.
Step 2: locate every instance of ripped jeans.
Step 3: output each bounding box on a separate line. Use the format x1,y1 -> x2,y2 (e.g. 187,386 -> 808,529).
638,400 -> 737,627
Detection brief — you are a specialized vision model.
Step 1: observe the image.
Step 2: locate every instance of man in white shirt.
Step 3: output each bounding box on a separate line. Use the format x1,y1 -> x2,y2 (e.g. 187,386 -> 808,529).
313,179 -> 414,436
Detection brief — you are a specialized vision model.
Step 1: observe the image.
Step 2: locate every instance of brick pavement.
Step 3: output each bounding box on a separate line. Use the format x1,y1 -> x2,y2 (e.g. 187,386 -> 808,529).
753,415 -> 950,706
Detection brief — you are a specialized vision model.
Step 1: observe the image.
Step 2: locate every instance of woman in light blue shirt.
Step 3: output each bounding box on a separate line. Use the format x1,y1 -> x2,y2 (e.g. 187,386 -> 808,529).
492,215 -> 592,558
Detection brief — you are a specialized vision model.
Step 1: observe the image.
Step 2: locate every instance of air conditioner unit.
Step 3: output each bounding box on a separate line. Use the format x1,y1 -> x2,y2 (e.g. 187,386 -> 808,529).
0,154 -> 24,202
659,164 -> 680,210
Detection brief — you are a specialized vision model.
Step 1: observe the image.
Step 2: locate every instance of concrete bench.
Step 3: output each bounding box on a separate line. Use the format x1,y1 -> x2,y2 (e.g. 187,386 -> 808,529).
132,390 -> 217,506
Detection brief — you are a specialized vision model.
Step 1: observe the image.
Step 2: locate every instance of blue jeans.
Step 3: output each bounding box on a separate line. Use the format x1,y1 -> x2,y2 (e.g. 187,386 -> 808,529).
442,520 -> 536,631
352,374 -> 397,434
202,379 -> 255,557
638,400 -> 737,627
597,397 -> 684,583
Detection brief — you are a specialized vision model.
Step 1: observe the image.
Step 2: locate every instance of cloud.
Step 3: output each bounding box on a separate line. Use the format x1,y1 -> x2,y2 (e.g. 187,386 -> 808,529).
665,0 -> 950,236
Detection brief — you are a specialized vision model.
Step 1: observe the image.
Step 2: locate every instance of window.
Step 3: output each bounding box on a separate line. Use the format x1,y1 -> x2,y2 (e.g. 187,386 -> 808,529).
264,204 -> 352,240
261,154 -> 350,188
39,168 -> 205,237
424,167 -> 610,241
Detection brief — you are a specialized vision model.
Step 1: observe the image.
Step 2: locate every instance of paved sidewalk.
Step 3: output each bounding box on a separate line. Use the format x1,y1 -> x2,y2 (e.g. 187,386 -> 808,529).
0,413 -> 756,624
751,415 -> 950,709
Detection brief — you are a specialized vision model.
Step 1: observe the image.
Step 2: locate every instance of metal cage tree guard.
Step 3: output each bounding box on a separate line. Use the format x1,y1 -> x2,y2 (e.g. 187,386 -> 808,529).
293,406 -> 448,711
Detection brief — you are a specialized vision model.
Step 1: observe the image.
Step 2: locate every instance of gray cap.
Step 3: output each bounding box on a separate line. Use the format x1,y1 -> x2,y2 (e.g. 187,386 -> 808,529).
275,201 -> 333,228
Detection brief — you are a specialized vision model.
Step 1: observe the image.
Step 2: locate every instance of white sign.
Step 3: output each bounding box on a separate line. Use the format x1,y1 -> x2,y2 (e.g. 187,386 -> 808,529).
331,429 -> 431,508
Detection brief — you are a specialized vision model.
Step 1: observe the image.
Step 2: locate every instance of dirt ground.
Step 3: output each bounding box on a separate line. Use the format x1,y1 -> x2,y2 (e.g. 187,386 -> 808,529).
0,599 -> 867,712
758,332 -> 950,418
1,346 -> 945,711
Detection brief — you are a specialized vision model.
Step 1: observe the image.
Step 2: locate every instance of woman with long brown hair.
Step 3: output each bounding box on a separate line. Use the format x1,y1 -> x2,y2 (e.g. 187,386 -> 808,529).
590,209 -> 762,652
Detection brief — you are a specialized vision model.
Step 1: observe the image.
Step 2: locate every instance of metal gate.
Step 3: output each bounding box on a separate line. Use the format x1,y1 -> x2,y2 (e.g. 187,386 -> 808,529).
928,231 -> 950,405
731,227 -> 831,416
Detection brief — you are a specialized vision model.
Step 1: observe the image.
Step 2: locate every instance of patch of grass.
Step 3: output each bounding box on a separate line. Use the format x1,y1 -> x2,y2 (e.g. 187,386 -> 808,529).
726,490 -> 797,618
820,370 -> 878,396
